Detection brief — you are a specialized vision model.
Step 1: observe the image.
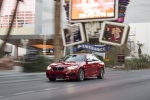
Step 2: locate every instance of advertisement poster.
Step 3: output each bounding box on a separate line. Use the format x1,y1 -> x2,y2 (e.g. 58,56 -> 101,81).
99,21 -> 129,46
102,24 -> 124,43
62,23 -> 86,47
69,0 -> 118,22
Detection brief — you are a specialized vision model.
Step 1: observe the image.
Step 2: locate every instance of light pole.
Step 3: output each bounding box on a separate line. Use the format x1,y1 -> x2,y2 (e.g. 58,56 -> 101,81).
21,39 -> 29,62
39,34 -> 51,55
21,39 -> 29,54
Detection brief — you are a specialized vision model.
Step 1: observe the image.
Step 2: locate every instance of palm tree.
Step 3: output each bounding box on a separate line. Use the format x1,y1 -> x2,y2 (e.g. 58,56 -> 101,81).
0,0 -> 23,57
54,0 -> 62,62
0,0 -> 4,10
137,41 -> 144,57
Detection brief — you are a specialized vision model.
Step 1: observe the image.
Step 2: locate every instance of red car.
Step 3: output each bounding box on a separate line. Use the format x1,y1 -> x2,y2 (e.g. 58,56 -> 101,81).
46,54 -> 105,81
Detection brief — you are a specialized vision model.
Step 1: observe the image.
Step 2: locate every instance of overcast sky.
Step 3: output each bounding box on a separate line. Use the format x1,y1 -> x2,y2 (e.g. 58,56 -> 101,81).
124,0 -> 150,24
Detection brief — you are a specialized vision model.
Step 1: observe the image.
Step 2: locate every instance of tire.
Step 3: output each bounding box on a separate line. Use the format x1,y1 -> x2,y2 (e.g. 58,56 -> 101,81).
49,78 -> 56,81
77,68 -> 84,81
97,68 -> 104,79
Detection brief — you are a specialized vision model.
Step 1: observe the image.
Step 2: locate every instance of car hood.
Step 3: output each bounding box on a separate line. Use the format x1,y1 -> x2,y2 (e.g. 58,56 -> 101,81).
50,61 -> 84,67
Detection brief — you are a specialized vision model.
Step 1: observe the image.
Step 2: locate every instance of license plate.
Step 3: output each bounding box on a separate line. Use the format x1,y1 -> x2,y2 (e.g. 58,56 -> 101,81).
55,75 -> 64,78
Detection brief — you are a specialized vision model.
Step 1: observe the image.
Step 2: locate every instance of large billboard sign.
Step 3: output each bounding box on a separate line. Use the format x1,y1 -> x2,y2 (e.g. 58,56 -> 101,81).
99,21 -> 130,46
69,0 -> 119,22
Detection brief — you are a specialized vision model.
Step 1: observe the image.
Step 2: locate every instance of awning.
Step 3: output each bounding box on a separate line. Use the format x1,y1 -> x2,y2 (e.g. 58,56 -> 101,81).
32,44 -> 54,49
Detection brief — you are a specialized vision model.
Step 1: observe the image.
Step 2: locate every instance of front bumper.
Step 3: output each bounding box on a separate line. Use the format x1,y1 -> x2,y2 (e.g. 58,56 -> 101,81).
46,69 -> 78,79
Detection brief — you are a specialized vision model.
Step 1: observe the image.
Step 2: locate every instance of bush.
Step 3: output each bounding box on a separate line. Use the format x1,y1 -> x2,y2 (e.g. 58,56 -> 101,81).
125,54 -> 150,70
23,56 -> 53,72
104,53 -> 118,67
0,57 -> 14,70
104,45 -> 130,67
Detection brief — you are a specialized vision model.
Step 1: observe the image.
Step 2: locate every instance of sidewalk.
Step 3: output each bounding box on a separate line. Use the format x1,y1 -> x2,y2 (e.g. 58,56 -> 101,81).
0,66 -> 22,73
0,66 -> 115,75
0,66 -> 45,77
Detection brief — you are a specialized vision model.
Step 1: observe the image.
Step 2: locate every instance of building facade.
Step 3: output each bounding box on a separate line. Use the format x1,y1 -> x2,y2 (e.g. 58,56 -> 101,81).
0,0 -> 35,28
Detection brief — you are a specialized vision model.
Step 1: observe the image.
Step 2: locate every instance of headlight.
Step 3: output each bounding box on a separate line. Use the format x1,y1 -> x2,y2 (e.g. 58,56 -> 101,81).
47,65 -> 51,70
67,66 -> 78,70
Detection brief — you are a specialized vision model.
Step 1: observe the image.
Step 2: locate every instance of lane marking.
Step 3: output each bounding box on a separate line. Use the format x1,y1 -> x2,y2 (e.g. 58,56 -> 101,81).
142,75 -> 150,77
44,85 -> 76,91
64,85 -> 75,88
0,79 -> 47,84
0,73 -> 45,78
0,85 -> 75,98
44,87 -> 60,91
0,96 -> 4,98
13,91 -> 34,96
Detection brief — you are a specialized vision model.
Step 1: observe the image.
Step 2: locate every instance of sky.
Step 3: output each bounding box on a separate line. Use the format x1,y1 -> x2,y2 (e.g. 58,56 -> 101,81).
124,0 -> 150,23
1,0 -> 150,23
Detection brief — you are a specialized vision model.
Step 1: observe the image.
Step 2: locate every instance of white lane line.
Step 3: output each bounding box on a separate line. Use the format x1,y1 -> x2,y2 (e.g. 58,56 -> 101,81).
0,96 -> 4,98
13,91 -> 34,96
44,85 -> 75,91
44,87 -> 60,91
0,73 -> 45,78
0,79 -> 45,84
142,75 -> 150,77
64,85 -> 75,88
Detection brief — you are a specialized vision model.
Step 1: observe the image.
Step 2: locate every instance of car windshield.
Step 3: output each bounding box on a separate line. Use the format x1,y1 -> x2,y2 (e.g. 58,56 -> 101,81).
62,55 -> 86,62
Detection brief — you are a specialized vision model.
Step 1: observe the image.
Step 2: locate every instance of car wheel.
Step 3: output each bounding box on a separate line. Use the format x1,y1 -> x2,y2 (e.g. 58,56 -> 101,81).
49,78 -> 56,81
77,68 -> 84,81
97,68 -> 104,79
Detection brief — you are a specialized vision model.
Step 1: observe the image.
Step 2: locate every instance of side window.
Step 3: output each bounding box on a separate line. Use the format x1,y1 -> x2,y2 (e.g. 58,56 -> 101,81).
92,55 -> 99,61
86,55 -> 93,62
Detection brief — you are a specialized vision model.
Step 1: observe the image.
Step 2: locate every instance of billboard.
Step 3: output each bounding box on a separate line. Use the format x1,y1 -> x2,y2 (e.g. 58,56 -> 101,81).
69,0 -> 118,22
99,21 -> 130,46
62,23 -> 86,47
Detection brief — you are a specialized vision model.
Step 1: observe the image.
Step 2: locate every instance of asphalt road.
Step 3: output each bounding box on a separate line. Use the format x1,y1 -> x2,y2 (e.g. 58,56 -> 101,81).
0,69 -> 150,100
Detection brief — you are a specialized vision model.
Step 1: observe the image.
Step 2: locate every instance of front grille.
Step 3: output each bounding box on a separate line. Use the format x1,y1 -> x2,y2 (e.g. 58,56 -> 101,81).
51,74 -> 65,78
52,67 -> 57,71
52,67 -> 65,71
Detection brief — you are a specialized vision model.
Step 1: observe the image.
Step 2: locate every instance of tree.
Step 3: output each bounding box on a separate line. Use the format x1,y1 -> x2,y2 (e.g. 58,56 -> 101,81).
54,0 -> 62,62
0,0 -> 4,11
137,41 -> 144,57
0,0 -> 23,57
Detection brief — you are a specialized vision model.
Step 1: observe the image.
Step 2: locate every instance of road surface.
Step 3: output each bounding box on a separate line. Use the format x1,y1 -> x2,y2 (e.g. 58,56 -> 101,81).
0,69 -> 150,100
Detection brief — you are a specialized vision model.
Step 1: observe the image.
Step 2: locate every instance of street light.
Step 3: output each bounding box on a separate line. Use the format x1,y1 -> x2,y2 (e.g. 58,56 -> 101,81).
21,39 -> 29,62
21,39 -> 29,54
39,34 -> 51,55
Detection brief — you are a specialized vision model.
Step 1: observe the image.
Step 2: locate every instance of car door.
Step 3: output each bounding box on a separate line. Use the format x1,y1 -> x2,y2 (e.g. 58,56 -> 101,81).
84,54 -> 95,77
92,55 -> 101,75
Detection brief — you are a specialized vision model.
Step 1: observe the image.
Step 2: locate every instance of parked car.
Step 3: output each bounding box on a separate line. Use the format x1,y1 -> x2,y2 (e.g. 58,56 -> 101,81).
46,53 -> 105,81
